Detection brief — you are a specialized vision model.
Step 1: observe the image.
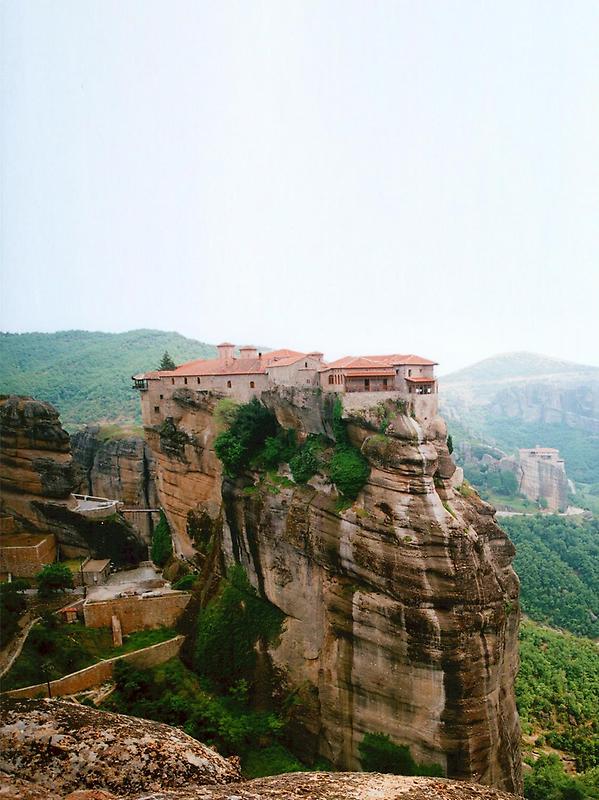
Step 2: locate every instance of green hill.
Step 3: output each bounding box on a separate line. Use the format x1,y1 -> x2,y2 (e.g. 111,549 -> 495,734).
0,329 -> 216,428
502,514 -> 599,638
442,351 -> 599,385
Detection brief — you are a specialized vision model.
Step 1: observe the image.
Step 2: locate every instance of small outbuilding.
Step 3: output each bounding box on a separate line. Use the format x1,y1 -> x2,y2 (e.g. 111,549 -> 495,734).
80,558 -> 111,587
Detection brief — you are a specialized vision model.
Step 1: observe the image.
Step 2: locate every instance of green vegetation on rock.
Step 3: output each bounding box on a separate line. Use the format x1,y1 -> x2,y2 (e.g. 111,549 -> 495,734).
194,564 -> 284,691
0,329 -> 215,428
329,399 -> 369,499
214,398 -> 278,477
359,732 -> 444,777
502,515 -> 599,637
151,511 -> 173,568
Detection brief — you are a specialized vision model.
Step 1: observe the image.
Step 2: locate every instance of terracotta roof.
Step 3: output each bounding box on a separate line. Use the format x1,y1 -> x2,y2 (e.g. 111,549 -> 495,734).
320,354 -> 437,372
405,376 -> 437,383
139,349 -> 310,378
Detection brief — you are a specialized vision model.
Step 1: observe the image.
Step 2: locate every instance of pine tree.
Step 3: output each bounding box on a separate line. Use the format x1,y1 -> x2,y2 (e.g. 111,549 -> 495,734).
159,351 -> 176,370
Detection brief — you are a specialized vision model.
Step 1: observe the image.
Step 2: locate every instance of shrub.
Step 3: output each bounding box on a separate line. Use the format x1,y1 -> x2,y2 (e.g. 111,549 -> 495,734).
0,582 -> 27,648
329,398 -> 369,499
359,732 -> 444,777
36,563 -> 74,598
173,573 -> 197,590
330,446 -> 369,500
151,512 -> 173,567
289,436 -> 322,484
214,398 -> 278,477
194,564 -> 284,691
254,429 -> 297,471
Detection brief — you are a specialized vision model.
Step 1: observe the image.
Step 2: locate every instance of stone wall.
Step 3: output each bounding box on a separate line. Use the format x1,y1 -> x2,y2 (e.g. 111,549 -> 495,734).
0,534 -> 56,577
83,591 -> 191,634
4,635 -> 184,699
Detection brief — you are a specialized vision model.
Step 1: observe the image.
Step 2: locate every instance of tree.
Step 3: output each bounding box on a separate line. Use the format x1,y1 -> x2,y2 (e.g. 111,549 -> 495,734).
447,434 -> 454,454
36,563 -> 74,598
159,351 -> 176,371
151,512 -> 173,567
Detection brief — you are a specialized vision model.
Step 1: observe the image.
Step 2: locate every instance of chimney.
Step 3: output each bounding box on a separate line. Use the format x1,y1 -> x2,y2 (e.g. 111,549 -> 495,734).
217,342 -> 235,364
239,345 -> 258,359
307,351 -> 324,362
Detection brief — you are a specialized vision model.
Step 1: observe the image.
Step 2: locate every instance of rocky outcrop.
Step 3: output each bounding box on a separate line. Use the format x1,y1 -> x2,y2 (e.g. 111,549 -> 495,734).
71,426 -> 159,543
143,390 -> 522,794
0,698 -> 240,793
0,396 -> 144,564
0,396 -> 79,528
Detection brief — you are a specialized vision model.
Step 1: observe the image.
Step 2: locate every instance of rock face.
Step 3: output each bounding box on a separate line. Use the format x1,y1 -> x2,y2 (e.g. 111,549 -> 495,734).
0,698 -> 240,793
143,389 -> 522,794
0,396 -> 79,528
71,426 -> 159,543
0,396 -> 144,564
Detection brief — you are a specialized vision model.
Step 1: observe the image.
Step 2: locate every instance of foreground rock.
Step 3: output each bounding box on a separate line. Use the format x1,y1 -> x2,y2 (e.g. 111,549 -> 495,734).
0,699 -> 240,793
0,771 -> 521,800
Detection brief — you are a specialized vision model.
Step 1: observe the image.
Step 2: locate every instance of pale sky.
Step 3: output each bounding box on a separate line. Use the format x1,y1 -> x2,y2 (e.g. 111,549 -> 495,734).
2,1 -> 599,374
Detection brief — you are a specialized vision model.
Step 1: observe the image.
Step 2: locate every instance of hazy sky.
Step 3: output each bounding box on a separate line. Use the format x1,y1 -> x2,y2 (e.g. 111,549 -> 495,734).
2,1 -> 598,374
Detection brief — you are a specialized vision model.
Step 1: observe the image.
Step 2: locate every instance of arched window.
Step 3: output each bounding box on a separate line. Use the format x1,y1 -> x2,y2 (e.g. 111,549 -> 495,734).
197,377 -> 201,384
305,362 -> 308,368
171,378 -> 175,385
329,374 -> 334,384
250,381 -> 255,388
227,380 -> 232,388
184,377 -> 188,385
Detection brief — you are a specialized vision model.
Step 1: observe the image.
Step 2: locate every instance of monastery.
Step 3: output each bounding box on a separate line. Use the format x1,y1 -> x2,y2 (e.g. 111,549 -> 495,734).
134,342 -> 439,424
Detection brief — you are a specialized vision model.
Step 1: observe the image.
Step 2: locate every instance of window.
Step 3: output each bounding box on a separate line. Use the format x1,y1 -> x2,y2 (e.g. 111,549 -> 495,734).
171,378 -> 175,385
197,377 -> 201,384
154,406 -> 160,413
160,394 -> 163,400
383,378 -> 388,388
250,381 -> 255,388
408,369 -> 412,377
184,377 -> 188,385
305,362 -> 308,368
364,378 -> 370,390
329,374 -> 334,384
227,380 -> 232,388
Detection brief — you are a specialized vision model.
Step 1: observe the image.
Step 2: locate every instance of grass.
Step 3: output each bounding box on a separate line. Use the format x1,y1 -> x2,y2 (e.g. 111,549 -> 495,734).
96,423 -> 145,442
1,622 -> 176,691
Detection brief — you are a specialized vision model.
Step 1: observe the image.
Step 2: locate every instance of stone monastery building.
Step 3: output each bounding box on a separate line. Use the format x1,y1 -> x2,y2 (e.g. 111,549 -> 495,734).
134,343 -> 438,424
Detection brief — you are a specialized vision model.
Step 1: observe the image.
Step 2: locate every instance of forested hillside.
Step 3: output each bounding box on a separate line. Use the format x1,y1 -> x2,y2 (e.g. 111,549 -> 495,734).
0,330 -> 215,428
502,515 -> 599,637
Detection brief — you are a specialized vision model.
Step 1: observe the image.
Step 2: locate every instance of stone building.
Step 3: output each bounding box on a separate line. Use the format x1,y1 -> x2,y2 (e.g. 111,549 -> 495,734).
134,343 -> 439,425
0,533 -> 56,578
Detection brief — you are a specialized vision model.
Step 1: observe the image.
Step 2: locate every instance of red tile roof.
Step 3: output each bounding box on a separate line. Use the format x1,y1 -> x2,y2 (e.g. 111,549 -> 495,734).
405,376 -> 437,383
139,349 -> 309,378
321,354 -> 437,371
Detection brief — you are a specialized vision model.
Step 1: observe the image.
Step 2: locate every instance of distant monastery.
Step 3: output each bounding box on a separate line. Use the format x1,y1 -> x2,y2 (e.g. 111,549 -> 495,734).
134,342 -> 439,424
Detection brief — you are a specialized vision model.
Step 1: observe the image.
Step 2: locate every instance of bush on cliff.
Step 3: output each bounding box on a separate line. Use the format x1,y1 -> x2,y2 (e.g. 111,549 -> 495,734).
328,399 -> 369,500
289,435 -> 323,484
0,581 -> 27,648
151,512 -> 173,567
214,398 -> 278,477
194,563 -> 284,691
359,732 -> 444,777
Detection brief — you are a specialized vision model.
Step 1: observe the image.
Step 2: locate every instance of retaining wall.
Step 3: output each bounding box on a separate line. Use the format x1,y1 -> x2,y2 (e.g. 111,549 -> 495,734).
3,634 -> 184,699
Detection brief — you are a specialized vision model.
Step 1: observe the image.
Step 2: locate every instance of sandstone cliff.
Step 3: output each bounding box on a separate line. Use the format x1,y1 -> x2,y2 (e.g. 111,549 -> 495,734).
0,396 -> 144,563
0,699 -> 520,800
71,426 -> 159,543
142,388 -> 522,794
